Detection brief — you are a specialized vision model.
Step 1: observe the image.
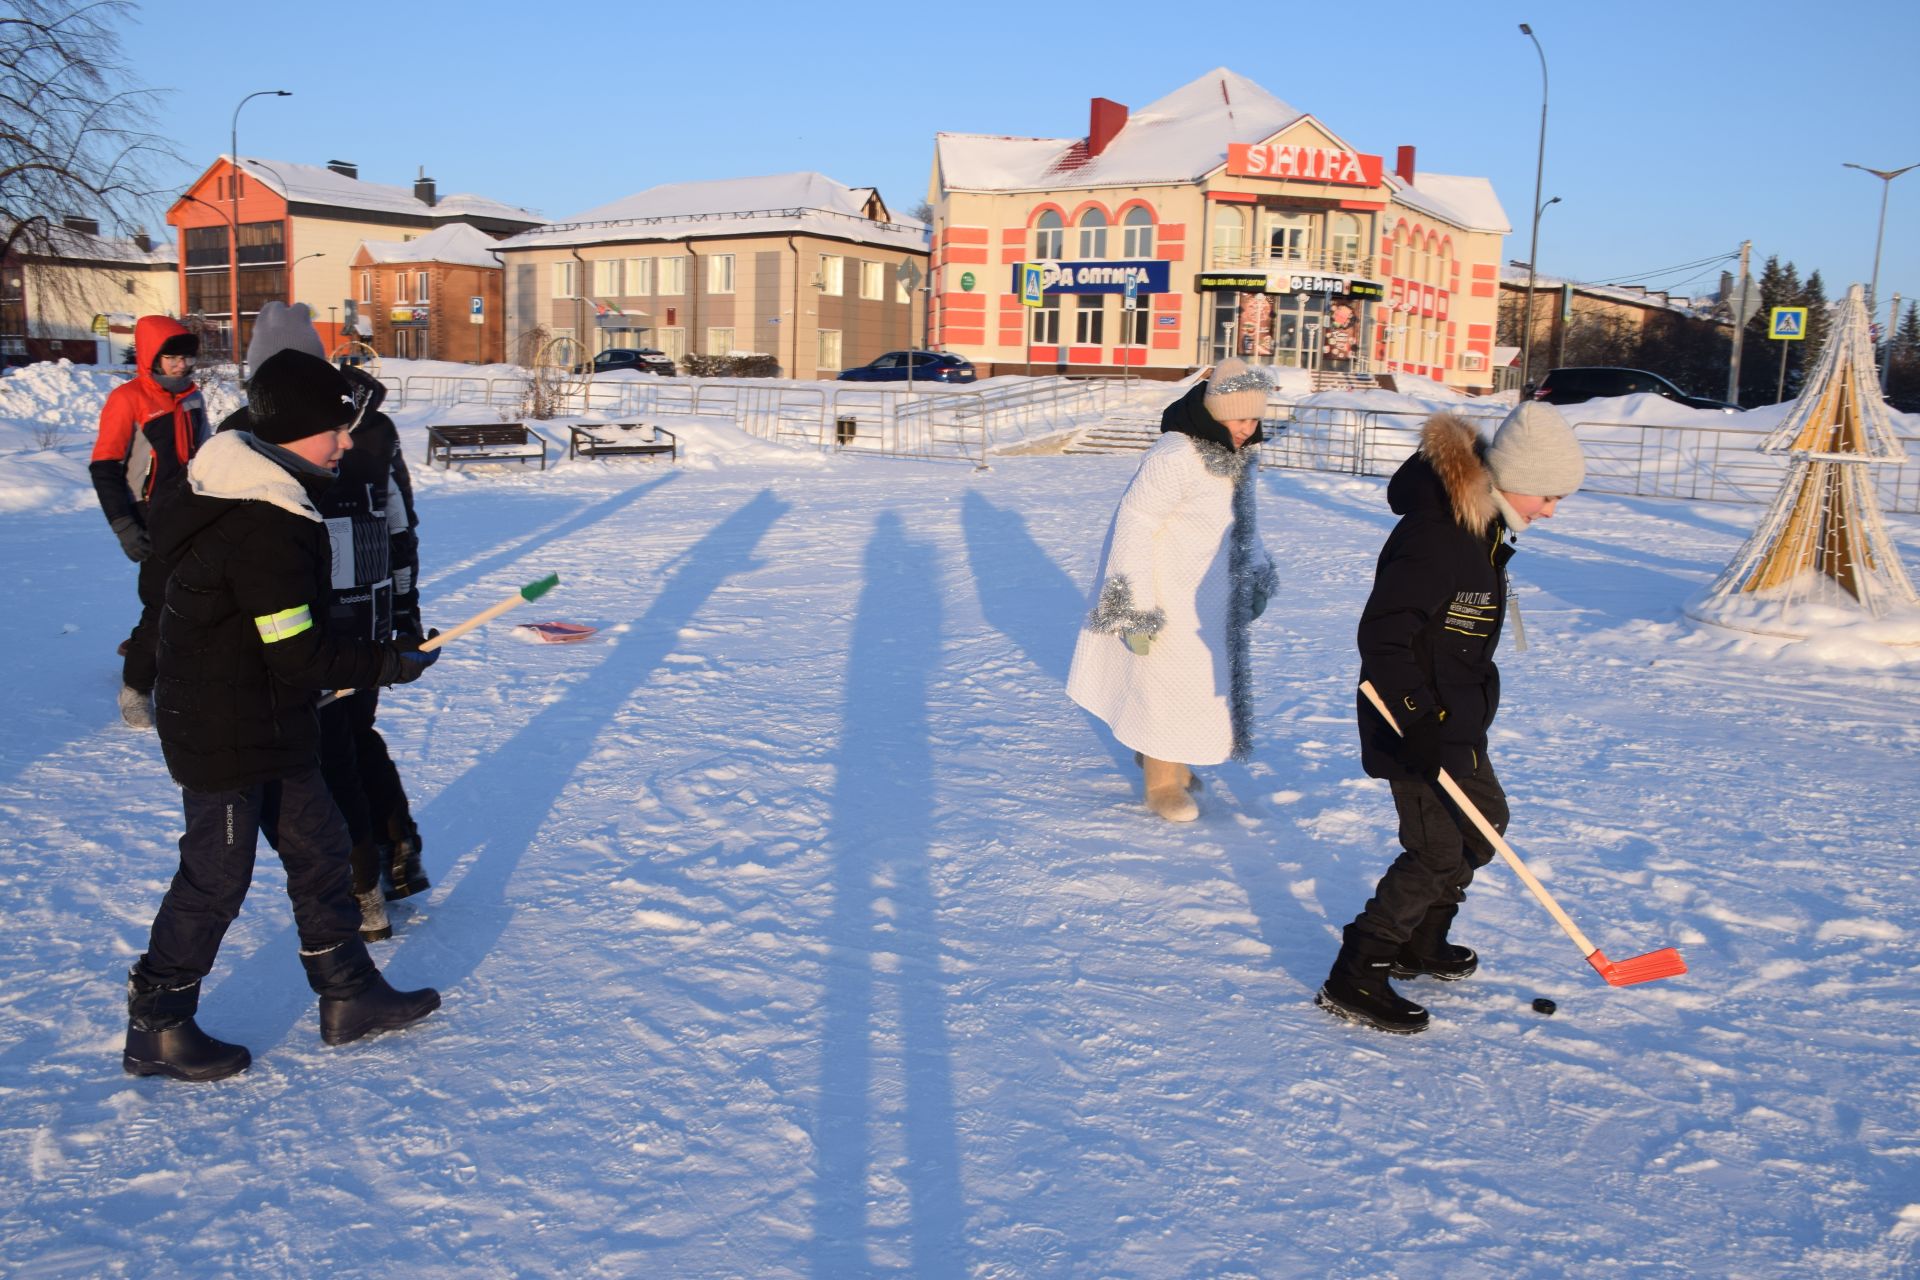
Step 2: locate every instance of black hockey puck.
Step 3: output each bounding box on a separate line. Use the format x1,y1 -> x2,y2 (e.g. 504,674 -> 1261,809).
1532,998 -> 1557,1016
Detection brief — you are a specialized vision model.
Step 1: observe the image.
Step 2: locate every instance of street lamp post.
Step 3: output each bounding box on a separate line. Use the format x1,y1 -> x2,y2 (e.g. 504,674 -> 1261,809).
1517,23 -> 1549,393
230,89 -> 291,376
1841,161 -> 1917,391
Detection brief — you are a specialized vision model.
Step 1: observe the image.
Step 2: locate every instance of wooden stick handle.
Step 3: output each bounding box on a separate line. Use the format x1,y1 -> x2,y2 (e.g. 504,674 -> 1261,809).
321,575 -> 558,706
1359,681 -> 1598,958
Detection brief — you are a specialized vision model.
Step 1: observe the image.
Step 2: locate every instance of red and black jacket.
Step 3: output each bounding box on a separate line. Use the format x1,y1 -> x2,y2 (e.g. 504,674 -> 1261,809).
89,316 -> 211,529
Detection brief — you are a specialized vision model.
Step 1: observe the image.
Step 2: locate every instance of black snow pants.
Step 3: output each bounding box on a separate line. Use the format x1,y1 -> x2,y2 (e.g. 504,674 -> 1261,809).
132,766 -> 361,994
317,689 -> 410,894
1348,756 -> 1510,947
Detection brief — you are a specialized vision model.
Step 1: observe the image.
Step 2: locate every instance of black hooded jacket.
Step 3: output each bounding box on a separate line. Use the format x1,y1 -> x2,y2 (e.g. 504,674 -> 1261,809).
1355,414 -> 1516,781
150,432 -> 402,791
218,367 -> 420,643
1159,378 -> 1267,450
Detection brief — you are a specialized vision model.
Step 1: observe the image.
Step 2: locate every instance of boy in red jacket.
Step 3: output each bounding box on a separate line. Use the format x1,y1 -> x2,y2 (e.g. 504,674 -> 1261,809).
90,316 -> 210,728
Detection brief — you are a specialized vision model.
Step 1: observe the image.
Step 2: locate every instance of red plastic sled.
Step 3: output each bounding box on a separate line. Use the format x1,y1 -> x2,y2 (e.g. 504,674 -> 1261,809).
514,621 -> 598,643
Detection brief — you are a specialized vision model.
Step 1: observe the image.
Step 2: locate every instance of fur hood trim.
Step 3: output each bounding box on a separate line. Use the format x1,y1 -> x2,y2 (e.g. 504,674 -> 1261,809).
1421,413 -> 1497,534
185,430 -> 322,523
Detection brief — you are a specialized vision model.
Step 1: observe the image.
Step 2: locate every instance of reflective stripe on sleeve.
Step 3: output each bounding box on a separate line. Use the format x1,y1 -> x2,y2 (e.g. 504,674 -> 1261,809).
254,604 -> 314,643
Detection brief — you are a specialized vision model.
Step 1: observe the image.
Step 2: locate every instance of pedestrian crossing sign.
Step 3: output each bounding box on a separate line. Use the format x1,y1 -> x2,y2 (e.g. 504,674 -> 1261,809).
1019,263 -> 1045,307
1769,307 -> 1807,341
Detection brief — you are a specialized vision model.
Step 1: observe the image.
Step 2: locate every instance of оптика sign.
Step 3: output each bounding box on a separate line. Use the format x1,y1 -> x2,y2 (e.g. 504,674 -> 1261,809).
1010,260 -> 1171,295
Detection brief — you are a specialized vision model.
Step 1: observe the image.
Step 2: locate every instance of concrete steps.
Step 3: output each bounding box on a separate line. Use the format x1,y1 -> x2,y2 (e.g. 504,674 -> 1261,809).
1063,418 -> 1159,454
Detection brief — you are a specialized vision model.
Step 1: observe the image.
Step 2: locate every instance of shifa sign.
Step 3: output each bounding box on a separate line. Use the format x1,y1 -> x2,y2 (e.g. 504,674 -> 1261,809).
1226,143 -> 1384,187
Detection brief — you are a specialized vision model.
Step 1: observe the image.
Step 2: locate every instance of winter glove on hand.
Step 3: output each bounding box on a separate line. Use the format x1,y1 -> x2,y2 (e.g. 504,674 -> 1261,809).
1395,706 -> 1446,782
1251,584 -> 1269,620
1124,631 -> 1153,657
393,598 -> 423,642
382,628 -> 441,685
109,515 -> 151,563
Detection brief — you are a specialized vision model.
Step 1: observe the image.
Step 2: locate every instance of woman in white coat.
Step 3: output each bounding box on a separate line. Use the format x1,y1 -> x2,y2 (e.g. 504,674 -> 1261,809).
1066,359 -> 1278,821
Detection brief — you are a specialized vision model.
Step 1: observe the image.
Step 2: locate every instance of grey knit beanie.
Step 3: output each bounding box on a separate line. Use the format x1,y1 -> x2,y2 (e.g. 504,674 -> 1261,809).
1485,401 -> 1585,496
1203,358 -> 1269,422
245,301 -> 326,375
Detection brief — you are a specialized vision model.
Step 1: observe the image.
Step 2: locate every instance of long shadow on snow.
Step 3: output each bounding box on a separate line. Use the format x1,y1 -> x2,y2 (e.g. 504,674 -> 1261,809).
407,486 -> 787,991
809,511 -> 968,1280
209,486 -> 783,1051
421,472 -> 678,605
958,490 -> 1132,774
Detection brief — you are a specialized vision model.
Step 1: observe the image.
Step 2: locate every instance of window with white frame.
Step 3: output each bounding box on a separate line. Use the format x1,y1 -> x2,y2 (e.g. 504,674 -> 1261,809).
859,260 -> 884,300
1033,209 -> 1064,259
1031,294 -> 1060,345
1077,208 -> 1108,259
1121,206 -> 1154,258
659,256 -> 687,294
551,260 -> 575,299
359,272 -> 372,303
819,254 -> 844,296
593,259 -> 619,296
415,271 -> 429,302
1329,213 -> 1362,270
1122,305 -> 1150,346
817,328 -> 842,371
1074,295 -> 1104,345
657,326 -> 685,362
706,326 -> 734,354
1210,205 -> 1247,265
626,257 -> 653,295
393,271 -> 408,303
707,254 -> 734,294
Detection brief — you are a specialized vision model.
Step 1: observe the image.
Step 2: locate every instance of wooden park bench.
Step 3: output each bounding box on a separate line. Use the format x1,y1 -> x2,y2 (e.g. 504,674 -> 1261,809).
425,423 -> 549,471
567,422 -> 678,463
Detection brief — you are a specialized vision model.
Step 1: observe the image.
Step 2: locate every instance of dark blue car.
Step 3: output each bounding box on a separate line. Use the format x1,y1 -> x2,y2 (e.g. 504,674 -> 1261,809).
836,350 -> 977,384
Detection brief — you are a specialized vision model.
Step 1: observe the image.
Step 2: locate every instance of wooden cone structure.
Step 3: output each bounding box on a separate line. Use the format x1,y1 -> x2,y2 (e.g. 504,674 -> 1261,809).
1688,285 -> 1917,637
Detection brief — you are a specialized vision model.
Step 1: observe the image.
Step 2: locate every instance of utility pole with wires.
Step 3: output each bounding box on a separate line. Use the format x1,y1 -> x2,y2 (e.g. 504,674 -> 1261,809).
1726,239 -> 1752,405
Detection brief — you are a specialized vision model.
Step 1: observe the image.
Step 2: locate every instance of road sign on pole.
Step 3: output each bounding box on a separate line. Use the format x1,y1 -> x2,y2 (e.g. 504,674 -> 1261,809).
895,258 -> 922,295
1123,279 -> 1139,311
1769,307 -> 1807,340
1019,263 -> 1044,307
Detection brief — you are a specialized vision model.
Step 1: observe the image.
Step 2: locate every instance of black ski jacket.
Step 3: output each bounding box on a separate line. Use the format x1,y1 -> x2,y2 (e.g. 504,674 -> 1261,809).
1355,413 -> 1516,781
150,431 -> 403,792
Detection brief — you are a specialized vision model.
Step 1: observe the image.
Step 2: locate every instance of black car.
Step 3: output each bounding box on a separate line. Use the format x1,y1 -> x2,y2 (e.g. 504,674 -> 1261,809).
578,347 -> 676,376
1532,367 -> 1738,412
835,350 -> 977,384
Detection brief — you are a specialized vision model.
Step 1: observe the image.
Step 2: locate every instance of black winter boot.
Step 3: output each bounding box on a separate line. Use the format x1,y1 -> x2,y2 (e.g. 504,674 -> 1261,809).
302,938 -> 439,1046
381,815 -> 430,901
1390,903 -> 1479,981
1317,928 -> 1429,1034
123,971 -> 251,1081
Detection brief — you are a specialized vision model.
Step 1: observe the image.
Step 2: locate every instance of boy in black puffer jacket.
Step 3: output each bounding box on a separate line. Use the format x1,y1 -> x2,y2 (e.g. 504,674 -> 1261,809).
124,348 -> 443,1082
1318,402 -> 1585,1035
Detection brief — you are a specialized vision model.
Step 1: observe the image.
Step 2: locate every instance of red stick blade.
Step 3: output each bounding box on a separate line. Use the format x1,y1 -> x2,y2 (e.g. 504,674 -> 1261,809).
1588,947 -> 1688,987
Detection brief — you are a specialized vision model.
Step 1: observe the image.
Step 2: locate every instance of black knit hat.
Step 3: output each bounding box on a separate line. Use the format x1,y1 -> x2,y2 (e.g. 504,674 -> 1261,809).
246,349 -> 357,445
151,331 -> 198,370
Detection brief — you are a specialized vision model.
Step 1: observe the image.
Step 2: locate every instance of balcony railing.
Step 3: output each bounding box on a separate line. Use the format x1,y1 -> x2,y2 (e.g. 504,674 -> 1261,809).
1207,246 -> 1376,277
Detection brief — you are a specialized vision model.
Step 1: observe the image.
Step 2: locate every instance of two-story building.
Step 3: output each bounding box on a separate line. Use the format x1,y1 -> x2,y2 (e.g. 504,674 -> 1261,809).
351,223 -> 507,364
1,217 -> 176,364
165,157 -> 542,358
928,68 -> 1509,391
493,171 -> 928,378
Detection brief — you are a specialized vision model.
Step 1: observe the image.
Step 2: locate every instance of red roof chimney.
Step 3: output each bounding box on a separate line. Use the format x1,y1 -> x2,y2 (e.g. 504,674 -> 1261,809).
1395,145 -> 1417,184
1088,97 -> 1129,158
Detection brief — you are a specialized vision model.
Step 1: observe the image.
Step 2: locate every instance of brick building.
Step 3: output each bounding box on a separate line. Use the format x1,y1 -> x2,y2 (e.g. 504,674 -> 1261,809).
352,223 -> 506,364
165,157 -> 541,358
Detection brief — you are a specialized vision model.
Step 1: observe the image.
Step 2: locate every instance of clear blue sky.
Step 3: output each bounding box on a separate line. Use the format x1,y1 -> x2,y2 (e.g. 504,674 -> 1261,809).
123,0 -> 1917,317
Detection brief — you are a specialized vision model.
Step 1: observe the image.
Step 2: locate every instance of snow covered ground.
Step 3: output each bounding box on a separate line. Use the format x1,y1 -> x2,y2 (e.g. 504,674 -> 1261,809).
2,367 -> 1918,1276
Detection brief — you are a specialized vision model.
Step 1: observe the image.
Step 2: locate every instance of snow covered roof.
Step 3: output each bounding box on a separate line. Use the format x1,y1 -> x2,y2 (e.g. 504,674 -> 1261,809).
356,222 -> 504,268
227,158 -> 543,227
937,68 -> 1303,192
1389,171 -> 1509,235
1497,265 -> 1719,318
3,219 -> 175,266
493,171 -> 928,254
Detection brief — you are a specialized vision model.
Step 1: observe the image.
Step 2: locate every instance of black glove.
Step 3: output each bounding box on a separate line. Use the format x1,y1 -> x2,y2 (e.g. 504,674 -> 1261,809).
393,597 -> 423,642
382,628 -> 441,685
110,515 -> 151,563
1396,706 -> 1446,782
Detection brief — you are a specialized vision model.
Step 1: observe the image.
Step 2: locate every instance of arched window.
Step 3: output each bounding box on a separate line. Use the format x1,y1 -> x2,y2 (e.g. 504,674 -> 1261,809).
1077,207 -> 1108,259
1329,213 -> 1362,270
1033,209 -> 1064,260
1121,206 -> 1154,258
1210,205 -> 1246,266
1438,239 -> 1454,288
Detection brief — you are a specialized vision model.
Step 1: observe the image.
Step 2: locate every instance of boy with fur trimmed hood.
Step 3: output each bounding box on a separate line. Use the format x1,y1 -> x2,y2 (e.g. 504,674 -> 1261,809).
1318,402 -> 1585,1034
122,348 -> 443,1082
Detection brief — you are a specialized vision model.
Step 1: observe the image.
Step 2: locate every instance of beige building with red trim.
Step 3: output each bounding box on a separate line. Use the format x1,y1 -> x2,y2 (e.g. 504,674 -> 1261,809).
929,69 -> 1510,391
